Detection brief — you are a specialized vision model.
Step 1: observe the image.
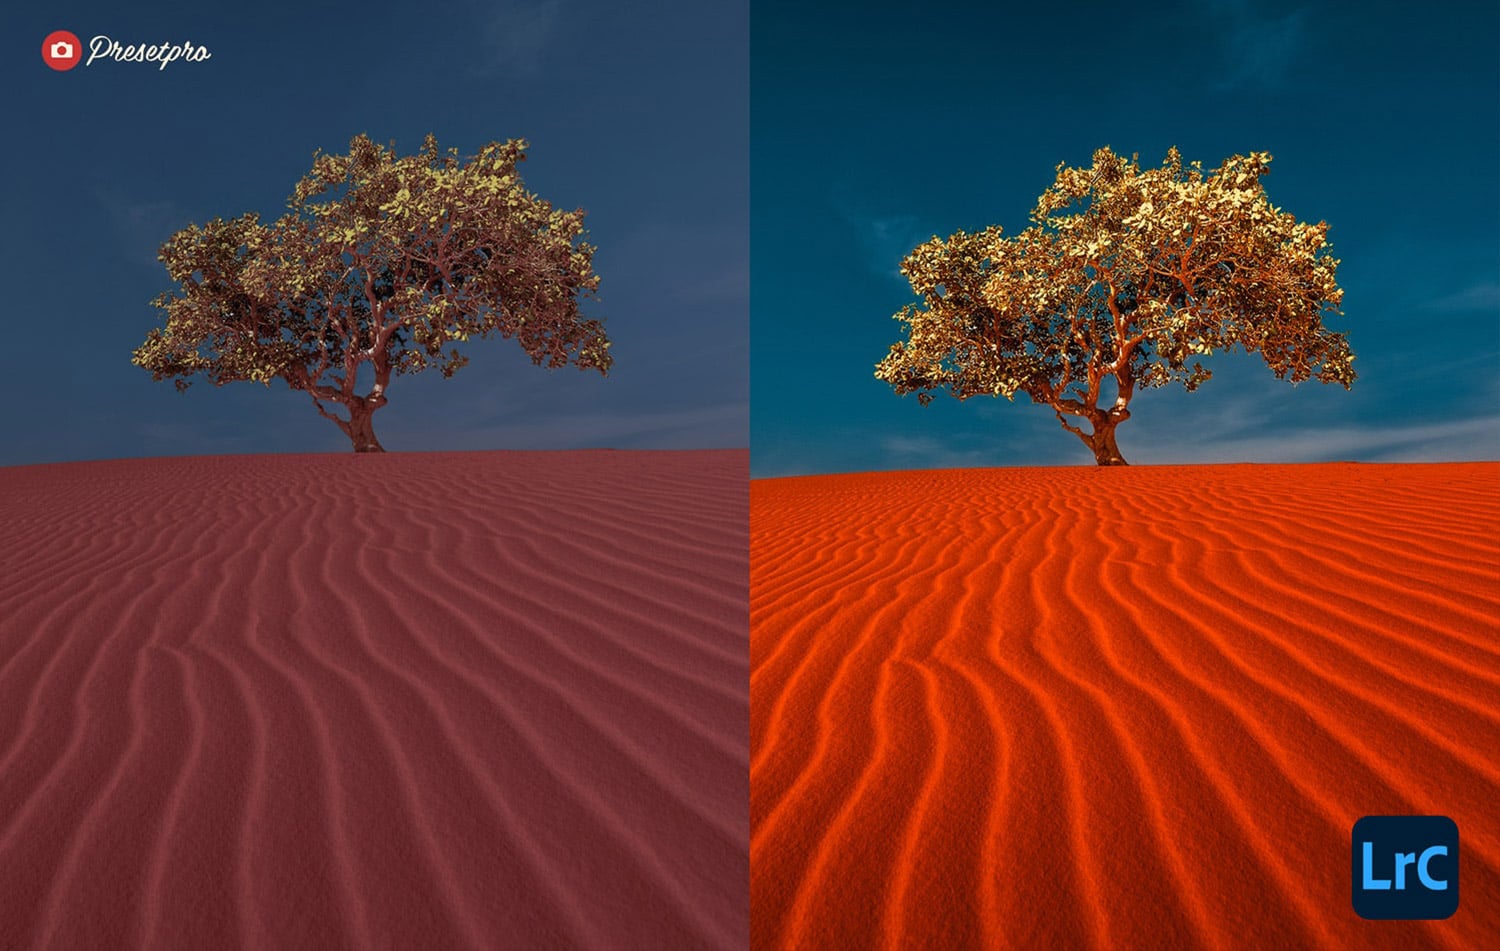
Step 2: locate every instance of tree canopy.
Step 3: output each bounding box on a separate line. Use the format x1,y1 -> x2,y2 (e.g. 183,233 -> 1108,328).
874,146 -> 1353,465
133,133 -> 610,452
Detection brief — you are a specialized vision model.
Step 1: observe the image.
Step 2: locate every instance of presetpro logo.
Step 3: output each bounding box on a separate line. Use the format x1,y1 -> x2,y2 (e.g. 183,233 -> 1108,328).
41,30 -> 81,71
41,31 -> 212,72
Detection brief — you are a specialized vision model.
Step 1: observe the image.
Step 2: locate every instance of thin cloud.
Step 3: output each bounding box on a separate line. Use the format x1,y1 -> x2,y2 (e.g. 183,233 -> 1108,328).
829,183 -> 934,284
1421,282 -> 1500,313
1200,0 -> 1310,91
878,431 -> 1052,472
385,400 -> 749,450
1131,415 -> 1500,464
608,220 -> 749,305
880,435 -> 951,456
880,415 -> 1500,472
862,215 -> 930,283
673,261 -> 749,305
465,0 -> 565,77
94,189 -> 188,269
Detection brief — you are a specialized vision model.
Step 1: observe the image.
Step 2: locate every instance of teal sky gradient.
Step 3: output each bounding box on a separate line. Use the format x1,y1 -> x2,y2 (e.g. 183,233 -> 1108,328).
751,0 -> 1499,476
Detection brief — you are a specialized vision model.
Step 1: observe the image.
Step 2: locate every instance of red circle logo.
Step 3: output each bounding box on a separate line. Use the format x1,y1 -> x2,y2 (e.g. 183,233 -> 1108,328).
42,31 -> 82,71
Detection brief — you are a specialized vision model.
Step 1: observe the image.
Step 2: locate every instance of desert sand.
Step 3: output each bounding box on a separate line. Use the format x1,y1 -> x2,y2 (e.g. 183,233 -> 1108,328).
0,449 -> 747,950
751,462 -> 1498,950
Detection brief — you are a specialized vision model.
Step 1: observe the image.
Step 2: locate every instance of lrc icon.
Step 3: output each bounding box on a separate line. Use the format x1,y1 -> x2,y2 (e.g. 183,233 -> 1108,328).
1352,815 -> 1459,920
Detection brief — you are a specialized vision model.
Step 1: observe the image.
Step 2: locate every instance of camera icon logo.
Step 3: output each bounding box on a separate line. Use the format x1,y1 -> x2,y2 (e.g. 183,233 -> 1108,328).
42,30 -> 82,71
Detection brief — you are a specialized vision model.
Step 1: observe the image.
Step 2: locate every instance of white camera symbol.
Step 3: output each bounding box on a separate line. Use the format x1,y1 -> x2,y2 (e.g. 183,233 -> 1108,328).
50,40 -> 73,59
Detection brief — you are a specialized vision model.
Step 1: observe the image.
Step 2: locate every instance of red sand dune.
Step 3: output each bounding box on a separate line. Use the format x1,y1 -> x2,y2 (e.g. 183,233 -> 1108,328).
0,449 -> 747,950
751,462 -> 1499,950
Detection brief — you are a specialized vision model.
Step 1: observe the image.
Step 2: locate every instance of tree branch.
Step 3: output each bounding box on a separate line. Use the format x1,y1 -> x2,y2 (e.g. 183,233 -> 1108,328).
1053,396 -> 1092,418
285,364 -> 346,404
307,392 -> 349,427
1053,406 -> 1087,438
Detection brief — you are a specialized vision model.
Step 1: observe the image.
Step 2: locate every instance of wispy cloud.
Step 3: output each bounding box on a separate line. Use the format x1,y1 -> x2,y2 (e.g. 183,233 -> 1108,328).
1421,282 -> 1500,313
465,0 -> 565,77
1103,363 -> 1500,464
672,261 -> 749,306
877,427 -> 1059,471
385,400 -> 748,450
879,413 -> 1500,472
1132,415 -> 1500,464
607,219 -> 749,306
829,183 -> 935,284
94,189 -> 188,269
1200,0 -> 1310,92
860,215 -> 930,282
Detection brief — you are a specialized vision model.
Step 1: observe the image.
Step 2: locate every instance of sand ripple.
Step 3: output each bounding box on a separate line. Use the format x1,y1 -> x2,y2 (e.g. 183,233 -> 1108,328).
751,462 -> 1499,950
0,450 -> 748,950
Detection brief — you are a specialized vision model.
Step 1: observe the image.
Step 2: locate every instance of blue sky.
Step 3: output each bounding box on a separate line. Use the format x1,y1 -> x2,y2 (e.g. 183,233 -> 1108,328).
1,0 -> 746,466
751,0 -> 1500,476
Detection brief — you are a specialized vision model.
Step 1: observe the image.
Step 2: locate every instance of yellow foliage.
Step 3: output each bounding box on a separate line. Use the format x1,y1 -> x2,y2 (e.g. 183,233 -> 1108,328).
134,132 -> 612,402
876,146 -> 1354,427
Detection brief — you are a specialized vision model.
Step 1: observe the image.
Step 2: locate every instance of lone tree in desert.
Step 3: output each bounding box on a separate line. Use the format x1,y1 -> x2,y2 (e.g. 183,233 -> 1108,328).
875,146 -> 1354,465
133,133 -> 610,452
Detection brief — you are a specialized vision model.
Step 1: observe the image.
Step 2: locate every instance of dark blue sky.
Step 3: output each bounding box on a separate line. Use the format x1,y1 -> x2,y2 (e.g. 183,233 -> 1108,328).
2,0 -> 746,466
751,0 -> 1500,476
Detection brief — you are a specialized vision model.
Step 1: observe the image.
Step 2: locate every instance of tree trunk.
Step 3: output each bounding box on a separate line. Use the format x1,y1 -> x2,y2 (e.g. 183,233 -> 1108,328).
1086,417 -> 1128,466
337,397 -> 386,453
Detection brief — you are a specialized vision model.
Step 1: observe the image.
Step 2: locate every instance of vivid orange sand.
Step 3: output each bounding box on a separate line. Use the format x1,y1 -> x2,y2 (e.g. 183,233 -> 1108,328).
751,462 -> 1499,950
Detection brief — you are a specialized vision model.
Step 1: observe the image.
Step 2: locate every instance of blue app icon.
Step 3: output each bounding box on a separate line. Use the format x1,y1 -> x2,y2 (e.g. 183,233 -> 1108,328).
1352,815 -> 1459,920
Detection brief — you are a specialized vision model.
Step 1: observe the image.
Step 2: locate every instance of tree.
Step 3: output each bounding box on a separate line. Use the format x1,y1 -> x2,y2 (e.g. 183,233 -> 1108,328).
133,133 -> 610,452
874,146 -> 1353,466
